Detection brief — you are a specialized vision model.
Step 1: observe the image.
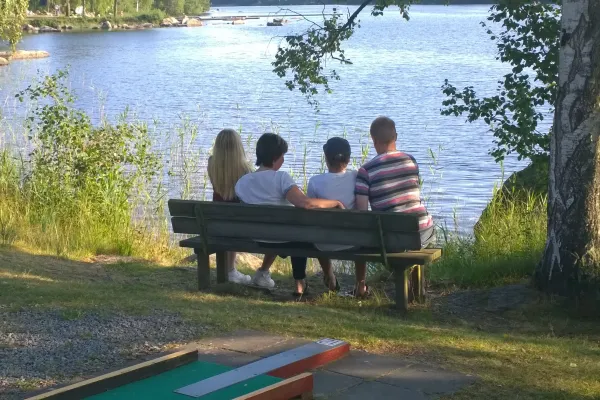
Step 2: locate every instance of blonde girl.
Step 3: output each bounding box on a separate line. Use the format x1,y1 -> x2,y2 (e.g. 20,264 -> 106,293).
207,129 -> 253,283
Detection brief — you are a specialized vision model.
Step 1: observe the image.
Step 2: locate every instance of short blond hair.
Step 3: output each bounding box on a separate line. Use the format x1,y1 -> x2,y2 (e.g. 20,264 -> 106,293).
207,129 -> 252,201
370,116 -> 397,144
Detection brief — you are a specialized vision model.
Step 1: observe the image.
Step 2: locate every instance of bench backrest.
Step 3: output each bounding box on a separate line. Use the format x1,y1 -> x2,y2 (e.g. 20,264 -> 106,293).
169,200 -> 432,252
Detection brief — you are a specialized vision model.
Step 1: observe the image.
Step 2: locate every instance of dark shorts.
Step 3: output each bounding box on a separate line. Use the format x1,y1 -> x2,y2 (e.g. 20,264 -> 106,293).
257,242 -> 312,280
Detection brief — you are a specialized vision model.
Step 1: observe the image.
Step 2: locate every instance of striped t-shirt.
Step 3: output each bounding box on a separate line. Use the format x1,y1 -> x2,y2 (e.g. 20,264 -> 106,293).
355,151 -> 433,229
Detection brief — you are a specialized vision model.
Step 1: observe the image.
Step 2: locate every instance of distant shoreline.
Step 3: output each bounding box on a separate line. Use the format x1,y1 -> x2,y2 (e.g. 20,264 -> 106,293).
210,1 -> 496,6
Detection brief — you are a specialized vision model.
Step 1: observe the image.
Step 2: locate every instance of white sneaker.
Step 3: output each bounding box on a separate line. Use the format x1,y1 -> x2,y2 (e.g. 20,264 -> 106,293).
252,270 -> 275,288
228,268 -> 251,284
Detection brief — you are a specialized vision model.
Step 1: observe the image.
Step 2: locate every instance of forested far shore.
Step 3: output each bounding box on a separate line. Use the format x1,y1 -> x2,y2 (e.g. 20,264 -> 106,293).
27,0 -> 209,19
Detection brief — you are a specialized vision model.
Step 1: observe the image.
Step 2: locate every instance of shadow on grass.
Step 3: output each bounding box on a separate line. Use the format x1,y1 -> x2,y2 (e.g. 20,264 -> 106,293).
1,246 -> 600,399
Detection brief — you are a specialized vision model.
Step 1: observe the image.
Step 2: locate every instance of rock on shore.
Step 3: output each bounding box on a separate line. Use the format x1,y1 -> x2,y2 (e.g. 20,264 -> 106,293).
0,50 -> 50,60
160,16 -> 180,27
0,57 -> 8,66
39,25 -> 61,33
187,18 -> 203,27
22,24 -> 39,33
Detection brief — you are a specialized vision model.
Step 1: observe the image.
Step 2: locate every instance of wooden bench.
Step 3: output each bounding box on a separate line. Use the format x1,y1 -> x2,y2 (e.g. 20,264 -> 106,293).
168,200 -> 442,312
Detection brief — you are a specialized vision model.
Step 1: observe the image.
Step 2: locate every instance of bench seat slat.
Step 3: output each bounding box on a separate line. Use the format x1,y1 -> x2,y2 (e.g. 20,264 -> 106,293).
207,221 -> 421,250
180,236 -> 442,266
171,217 -> 431,251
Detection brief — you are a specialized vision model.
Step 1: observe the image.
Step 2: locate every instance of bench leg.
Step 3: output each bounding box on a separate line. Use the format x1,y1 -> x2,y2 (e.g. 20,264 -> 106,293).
393,265 -> 409,312
195,249 -> 210,290
216,251 -> 228,284
411,265 -> 425,304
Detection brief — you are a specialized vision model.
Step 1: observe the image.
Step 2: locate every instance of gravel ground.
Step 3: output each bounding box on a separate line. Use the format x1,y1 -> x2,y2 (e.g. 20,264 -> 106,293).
0,309 -> 206,399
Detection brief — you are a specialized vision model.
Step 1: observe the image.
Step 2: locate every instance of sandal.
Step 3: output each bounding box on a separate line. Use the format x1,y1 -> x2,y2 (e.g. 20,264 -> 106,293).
293,282 -> 309,298
350,285 -> 371,299
323,275 -> 340,292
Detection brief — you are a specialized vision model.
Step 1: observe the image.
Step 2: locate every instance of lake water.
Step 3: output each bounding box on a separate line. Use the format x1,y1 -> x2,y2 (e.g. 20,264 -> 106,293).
0,4 -> 550,232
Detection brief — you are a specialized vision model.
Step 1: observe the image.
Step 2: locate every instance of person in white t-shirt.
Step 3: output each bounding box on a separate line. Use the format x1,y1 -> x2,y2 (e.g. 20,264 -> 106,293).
307,137 -> 367,294
235,133 -> 344,296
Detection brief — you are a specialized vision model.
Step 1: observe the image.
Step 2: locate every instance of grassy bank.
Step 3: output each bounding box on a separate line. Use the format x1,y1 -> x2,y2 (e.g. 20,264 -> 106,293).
429,188 -> 547,288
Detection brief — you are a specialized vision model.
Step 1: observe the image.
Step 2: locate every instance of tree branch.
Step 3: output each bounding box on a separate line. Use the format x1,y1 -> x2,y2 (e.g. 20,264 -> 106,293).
277,7 -> 324,29
341,0 -> 373,32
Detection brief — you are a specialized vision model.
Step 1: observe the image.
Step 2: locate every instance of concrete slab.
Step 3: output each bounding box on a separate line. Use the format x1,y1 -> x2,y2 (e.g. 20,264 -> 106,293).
312,370 -> 362,398
189,331 -> 475,399
377,363 -> 476,395
324,350 -> 411,380
328,381 -> 427,400
195,346 -> 261,367
195,329 -> 288,353
249,337 -> 312,357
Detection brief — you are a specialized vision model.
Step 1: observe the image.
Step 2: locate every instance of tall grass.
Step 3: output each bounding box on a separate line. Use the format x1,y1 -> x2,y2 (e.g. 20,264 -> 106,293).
429,186 -> 547,288
0,71 -> 182,262
0,150 -> 21,245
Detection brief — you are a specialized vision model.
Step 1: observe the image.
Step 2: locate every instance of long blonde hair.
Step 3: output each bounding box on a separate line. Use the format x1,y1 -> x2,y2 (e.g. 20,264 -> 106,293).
208,129 -> 252,200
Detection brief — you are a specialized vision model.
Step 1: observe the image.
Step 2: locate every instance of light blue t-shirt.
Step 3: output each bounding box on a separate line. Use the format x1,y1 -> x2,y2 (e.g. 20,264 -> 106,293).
307,170 -> 358,209
307,170 -> 358,251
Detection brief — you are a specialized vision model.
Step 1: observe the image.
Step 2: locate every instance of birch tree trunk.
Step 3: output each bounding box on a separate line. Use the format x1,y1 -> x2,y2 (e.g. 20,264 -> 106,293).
536,0 -> 600,301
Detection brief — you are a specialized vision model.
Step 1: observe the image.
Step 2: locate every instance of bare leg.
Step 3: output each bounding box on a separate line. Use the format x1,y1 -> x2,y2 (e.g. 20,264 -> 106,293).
291,257 -> 308,294
318,258 -> 337,291
260,253 -> 277,272
226,251 -> 236,272
355,261 -> 367,296
294,278 -> 307,294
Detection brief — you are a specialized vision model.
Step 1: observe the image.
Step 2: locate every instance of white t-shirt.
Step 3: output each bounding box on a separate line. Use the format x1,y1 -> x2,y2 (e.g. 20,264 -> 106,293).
307,170 -> 358,251
235,169 -> 297,206
235,169 -> 297,243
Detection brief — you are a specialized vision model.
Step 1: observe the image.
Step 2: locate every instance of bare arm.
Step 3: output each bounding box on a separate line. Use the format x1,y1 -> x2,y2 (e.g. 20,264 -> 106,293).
286,186 -> 344,209
355,195 -> 369,211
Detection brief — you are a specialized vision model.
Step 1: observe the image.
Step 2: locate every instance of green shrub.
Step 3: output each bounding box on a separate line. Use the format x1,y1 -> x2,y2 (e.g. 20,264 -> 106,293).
130,10 -> 166,24
27,18 -> 60,28
7,70 -> 162,257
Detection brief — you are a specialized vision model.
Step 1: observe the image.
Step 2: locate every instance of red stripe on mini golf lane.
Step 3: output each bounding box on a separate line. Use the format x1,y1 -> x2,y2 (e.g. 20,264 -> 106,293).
268,343 -> 350,379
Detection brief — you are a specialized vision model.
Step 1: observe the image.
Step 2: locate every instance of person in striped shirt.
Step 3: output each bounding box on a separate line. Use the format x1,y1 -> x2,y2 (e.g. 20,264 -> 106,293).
354,116 -> 434,297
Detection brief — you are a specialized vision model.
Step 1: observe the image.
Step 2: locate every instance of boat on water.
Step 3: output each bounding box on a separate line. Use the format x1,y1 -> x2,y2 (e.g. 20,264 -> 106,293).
267,18 -> 286,26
